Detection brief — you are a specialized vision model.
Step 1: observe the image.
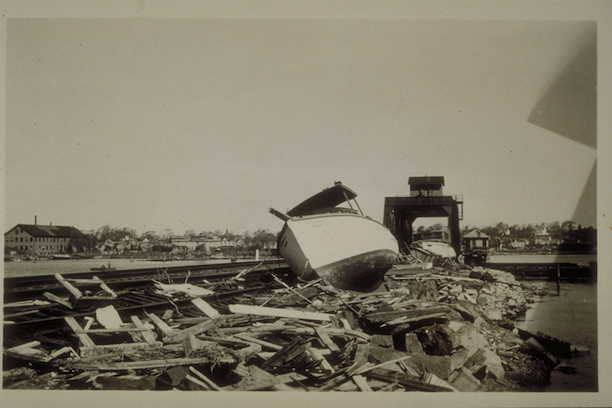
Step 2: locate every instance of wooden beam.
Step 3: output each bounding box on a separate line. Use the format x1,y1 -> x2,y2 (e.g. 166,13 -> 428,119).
43,292 -> 73,309
71,356 -> 236,371
229,304 -> 332,322
232,333 -> 283,351
189,366 -> 221,391
55,273 -> 83,299
64,317 -> 96,348
130,316 -> 158,345
146,312 -> 177,337
191,298 -> 220,319
315,327 -> 340,352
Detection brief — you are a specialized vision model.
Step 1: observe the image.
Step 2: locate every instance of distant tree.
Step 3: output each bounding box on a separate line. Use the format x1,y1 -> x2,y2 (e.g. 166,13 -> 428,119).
141,230 -> 160,241
426,223 -> 445,232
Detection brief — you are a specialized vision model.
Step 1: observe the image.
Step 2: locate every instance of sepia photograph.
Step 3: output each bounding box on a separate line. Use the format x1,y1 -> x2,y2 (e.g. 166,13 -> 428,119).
2,1 -> 610,407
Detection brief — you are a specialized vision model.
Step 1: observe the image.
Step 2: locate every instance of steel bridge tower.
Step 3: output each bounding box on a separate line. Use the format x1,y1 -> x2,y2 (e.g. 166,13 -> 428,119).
383,176 -> 463,255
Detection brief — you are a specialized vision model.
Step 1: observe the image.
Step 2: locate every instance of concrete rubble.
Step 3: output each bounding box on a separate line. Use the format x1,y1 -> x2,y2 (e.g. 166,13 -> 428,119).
3,263 -> 587,391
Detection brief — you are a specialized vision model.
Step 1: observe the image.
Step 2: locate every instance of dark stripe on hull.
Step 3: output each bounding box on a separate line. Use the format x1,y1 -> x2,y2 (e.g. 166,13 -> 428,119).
314,249 -> 398,292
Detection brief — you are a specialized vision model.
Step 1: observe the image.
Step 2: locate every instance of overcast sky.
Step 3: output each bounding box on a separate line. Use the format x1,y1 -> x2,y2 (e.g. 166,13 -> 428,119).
5,16 -> 599,236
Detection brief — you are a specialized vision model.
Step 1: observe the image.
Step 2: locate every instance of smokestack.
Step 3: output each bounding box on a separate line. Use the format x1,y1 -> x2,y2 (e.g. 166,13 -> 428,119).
35,215 -> 37,225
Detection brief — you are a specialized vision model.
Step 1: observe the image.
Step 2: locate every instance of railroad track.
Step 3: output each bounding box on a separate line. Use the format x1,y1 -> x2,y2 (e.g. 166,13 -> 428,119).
4,259 -> 286,303
3,259 -> 294,347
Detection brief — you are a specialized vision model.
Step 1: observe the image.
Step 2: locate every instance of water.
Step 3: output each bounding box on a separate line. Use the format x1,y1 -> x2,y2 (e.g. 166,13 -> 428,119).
487,253 -> 596,266
517,280 -> 597,392
2,258 -> 243,278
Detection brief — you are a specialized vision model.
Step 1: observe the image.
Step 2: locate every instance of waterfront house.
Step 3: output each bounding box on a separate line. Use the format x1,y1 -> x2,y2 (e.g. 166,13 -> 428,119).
533,227 -> 552,246
4,223 -> 85,256
462,229 -> 490,252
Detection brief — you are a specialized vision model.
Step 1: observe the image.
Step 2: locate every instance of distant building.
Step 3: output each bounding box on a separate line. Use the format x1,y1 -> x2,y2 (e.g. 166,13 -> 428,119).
4,224 -> 85,256
510,239 -> 528,249
462,229 -> 490,252
533,227 -> 552,246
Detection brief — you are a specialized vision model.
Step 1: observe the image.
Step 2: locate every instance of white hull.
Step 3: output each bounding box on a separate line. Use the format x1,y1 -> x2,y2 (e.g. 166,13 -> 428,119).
278,213 -> 399,291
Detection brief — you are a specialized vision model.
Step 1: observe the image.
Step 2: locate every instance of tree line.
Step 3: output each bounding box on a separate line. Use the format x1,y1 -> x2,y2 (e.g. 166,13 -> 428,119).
67,225 -> 279,254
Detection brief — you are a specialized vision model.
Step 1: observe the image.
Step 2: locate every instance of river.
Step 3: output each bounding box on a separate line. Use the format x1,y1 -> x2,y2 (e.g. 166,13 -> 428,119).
517,280 -> 597,392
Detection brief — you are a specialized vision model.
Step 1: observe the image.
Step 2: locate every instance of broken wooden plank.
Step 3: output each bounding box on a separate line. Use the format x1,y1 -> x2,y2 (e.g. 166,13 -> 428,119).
315,326 -> 340,352
43,292 -> 73,309
79,342 -> 161,357
183,334 -> 210,358
237,372 -> 309,391
7,341 -> 42,352
231,333 -> 283,351
308,347 -> 335,372
55,273 -> 83,298
64,316 -> 96,348
146,312 -> 178,337
365,368 -> 454,392
186,374 -> 211,390
189,366 -> 221,391
72,356 -> 236,371
352,374 -> 373,392
228,304 -> 332,322
191,297 -> 221,319
167,319 -> 216,343
130,315 -> 158,345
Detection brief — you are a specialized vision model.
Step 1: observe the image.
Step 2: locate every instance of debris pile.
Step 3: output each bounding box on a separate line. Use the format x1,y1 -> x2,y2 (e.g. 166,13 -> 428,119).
3,265 -> 586,391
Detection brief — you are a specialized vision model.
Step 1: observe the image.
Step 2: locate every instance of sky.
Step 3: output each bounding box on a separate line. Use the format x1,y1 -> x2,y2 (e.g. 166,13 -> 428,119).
4,14 -> 600,236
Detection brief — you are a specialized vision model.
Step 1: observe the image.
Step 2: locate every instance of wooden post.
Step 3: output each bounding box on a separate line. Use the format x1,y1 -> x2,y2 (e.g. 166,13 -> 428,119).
556,264 -> 561,295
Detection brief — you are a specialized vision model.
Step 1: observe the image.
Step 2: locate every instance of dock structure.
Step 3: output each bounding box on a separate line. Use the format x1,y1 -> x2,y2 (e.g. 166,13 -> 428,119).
383,176 -> 463,255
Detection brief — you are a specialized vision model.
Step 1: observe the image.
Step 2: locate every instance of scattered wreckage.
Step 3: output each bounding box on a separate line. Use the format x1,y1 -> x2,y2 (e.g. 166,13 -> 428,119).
3,259 -> 588,391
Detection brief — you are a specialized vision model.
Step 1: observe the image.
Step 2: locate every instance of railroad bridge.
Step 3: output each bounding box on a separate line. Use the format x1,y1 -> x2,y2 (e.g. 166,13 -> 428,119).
383,176 -> 463,255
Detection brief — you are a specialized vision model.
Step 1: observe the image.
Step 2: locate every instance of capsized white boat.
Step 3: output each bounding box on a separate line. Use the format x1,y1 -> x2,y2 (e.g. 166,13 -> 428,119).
270,182 -> 399,292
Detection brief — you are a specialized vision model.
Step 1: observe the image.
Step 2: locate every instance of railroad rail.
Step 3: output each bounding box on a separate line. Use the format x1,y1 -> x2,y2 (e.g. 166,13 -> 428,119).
3,259 -> 293,347
4,259 -> 286,303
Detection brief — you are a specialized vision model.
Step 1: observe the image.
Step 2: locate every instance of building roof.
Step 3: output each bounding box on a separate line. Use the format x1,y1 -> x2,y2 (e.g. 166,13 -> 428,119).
408,176 -> 445,189
463,229 -> 489,239
5,224 -> 85,238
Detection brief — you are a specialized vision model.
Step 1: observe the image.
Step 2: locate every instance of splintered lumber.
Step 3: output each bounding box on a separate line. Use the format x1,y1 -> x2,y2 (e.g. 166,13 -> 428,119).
262,338 -> 311,370
72,356 -> 237,371
352,374 -> 373,392
43,292 -> 73,309
189,366 -> 221,391
153,281 -> 214,297
7,341 -> 41,352
314,327 -> 341,352
55,273 -> 83,298
308,347 -> 335,372
64,317 -> 96,348
229,304 -> 332,322
167,319 -> 217,343
183,334 -> 210,358
191,298 -> 221,319
365,306 -> 452,323
66,276 -> 118,298
364,368 -> 454,392
232,333 -> 283,351
238,372 -> 309,391
130,316 -> 158,345
146,312 -> 178,337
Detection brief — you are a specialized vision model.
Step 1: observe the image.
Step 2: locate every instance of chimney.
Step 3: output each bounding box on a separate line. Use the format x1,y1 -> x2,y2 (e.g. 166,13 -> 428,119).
35,215 -> 37,225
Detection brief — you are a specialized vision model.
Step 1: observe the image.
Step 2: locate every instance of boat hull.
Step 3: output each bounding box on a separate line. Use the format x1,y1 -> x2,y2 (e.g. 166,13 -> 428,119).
277,213 -> 399,292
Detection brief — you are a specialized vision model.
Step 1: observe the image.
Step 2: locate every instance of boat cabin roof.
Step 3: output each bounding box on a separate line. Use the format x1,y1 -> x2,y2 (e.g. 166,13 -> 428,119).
287,182 -> 358,217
